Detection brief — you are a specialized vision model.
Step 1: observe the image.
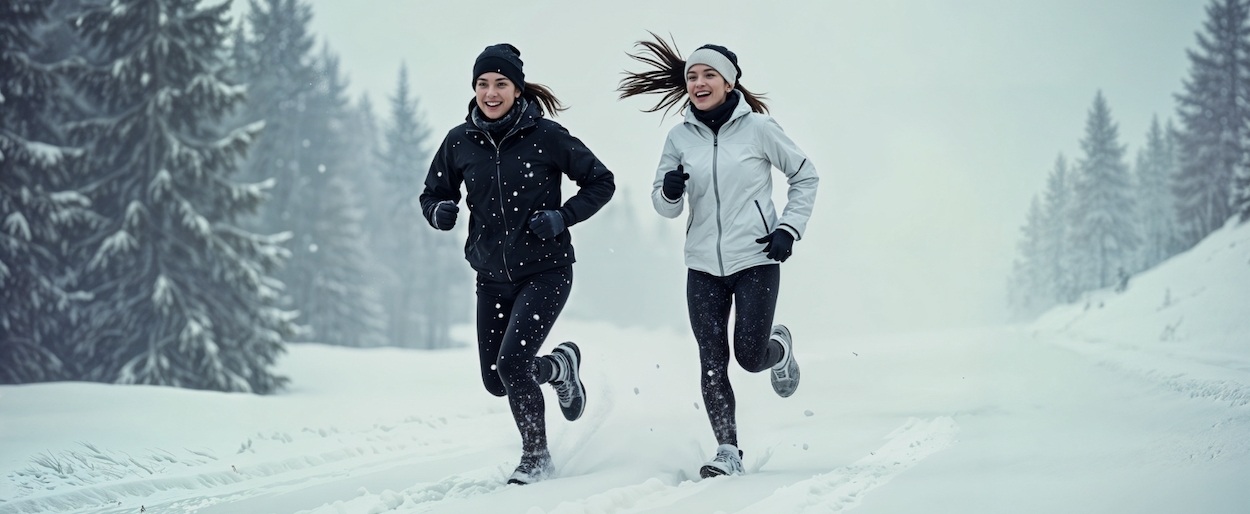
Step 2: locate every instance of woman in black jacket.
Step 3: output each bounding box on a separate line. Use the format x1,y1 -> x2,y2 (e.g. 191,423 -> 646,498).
419,44 -> 615,485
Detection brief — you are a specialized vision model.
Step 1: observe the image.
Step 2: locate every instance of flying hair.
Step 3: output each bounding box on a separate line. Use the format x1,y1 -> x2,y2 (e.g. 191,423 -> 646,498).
618,31 -> 769,117
523,81 -> 567,117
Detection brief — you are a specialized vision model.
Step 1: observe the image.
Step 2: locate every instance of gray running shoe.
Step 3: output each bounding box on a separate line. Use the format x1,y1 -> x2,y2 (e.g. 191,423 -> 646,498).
507,449 -> 554,485
769,324 -> 800,397
549,342 -> 585,421
699,444 -> 744,478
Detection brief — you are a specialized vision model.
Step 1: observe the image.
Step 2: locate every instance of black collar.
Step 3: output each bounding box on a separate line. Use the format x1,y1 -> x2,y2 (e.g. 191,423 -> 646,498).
691,91 -> 740,134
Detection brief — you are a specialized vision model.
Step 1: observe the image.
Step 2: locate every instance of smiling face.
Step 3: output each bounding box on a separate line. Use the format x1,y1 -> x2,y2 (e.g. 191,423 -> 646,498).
475,72 -> 522,119
686,64 -> 733,111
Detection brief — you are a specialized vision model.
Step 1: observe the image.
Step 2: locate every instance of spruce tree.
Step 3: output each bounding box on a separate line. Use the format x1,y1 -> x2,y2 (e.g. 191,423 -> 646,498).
1008,196 -> 1047,319
348,94 -> 403,343
234,0 -> 316,224
288,47 -> 387,347
1134,116 -> 1182,271
1040,154 -> 1076,304
0,0 -> 93,383
376,64 -> 432,347
236,0 -> 385,347
1174,0 -> 1250,242
65,0 -> 295,392
376,64 -> 467,348
1071,91 -> 1138,291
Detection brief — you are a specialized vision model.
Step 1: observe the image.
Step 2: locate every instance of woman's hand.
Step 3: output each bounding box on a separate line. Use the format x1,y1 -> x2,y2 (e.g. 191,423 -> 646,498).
529,210 -> 566,239
755,229 -> 794,262
662,165 -> 689,201
431,200 -> 459,230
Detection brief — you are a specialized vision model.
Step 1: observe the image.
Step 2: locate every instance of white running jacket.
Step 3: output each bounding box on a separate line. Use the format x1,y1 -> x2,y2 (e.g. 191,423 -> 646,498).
652,91 -> 819,277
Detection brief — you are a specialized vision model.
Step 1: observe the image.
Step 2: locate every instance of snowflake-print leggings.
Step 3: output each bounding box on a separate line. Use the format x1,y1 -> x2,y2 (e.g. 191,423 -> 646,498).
475,265 -> 572,455
687,264 -> 784,448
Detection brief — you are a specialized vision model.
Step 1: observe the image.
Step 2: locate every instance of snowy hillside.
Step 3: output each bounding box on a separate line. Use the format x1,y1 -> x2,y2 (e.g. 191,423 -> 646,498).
1,222 -> 1249,513
1031,217 -> 1250,406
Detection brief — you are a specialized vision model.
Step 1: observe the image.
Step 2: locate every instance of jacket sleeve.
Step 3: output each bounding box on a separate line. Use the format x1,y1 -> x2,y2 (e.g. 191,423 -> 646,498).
418,131 -> 464,228
551,123 -> 615,226
651,133 -> 684,219
756,116 -> 819,240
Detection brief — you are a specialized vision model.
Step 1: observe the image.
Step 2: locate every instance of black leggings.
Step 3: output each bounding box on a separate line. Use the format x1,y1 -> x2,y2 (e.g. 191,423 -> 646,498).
475,265 -> 572,454
687,264 -> 783,447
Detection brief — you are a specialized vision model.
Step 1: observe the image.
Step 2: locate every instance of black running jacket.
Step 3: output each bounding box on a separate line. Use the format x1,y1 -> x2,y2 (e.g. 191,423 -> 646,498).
420,100 -> 615,282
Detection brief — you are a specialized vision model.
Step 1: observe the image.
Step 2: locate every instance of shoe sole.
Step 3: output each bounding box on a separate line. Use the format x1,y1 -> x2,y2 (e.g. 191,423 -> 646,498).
699,464 -> 744,479
508,456 -> 553,485
699,465 -> 727,479
773,365 -> 799,397
557,342 -> 585,421
771,325 -> 799,397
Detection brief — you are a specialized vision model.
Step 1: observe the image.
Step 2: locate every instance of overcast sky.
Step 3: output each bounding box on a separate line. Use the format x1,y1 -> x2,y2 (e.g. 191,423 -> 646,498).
235,0 -> 1207,336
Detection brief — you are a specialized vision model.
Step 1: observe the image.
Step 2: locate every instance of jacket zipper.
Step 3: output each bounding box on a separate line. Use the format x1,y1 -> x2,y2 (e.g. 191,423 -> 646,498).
712,134 -> 724,276
754,200 -> 770,233
482,130 -> 515,283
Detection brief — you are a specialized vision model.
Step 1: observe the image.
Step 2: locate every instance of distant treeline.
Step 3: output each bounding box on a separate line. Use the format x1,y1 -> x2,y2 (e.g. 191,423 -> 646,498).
1008,0 -> 1250,319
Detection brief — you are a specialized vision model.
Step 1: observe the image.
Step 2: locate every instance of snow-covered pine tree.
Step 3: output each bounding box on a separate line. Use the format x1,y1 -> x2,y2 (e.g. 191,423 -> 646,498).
232,0 -> 312,235
235,0 -> 385,347
1007,196 -> 1047,319
347,94 -> 406,344
285,47 -> 387,347
1134,116 -> 1182,271
1174,0 -> 1250,243
64,0 -> 296,392
376,64 -> 431,347
376,64 -> 469,348
1040,154 -> 1076,305
1070,91 -> 1138,291
349,93 -> 385,251
0,0 -> 94,383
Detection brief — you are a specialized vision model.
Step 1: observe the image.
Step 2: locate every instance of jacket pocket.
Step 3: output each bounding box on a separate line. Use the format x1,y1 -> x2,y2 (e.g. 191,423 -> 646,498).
754,200 -> 770,234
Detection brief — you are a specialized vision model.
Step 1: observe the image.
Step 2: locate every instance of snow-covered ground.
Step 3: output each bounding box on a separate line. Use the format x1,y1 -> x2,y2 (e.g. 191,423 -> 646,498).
2,221 -> 1249,514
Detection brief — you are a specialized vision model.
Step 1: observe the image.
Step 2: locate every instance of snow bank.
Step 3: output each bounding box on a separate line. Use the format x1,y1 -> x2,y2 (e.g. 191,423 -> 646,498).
1030,218 -> 1250,405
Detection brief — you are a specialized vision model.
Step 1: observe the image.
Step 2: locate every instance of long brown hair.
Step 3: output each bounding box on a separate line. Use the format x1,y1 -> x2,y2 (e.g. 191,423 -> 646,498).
618,32 -> 768,117
523,82 -> 567,117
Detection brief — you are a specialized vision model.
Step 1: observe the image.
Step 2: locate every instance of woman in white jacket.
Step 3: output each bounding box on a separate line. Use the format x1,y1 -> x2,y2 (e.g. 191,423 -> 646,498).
619,34 -> 819,479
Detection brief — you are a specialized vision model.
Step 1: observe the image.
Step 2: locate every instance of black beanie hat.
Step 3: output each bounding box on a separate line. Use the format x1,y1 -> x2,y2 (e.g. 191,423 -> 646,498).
473,43 -> 525,92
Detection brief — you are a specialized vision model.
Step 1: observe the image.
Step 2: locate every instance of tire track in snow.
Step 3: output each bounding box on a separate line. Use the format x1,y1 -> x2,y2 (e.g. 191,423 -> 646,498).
734,416 -> 958,514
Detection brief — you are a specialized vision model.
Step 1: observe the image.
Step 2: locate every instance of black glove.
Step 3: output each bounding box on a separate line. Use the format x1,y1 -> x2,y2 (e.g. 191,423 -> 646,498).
431,200 -> 458,230
662,165 -> 689,201
755,229 -> 795,262
529,209 -> 566,239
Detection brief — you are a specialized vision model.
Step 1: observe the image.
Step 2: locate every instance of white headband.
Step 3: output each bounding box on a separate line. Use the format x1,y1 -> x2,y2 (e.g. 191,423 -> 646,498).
684,48 -> 738,87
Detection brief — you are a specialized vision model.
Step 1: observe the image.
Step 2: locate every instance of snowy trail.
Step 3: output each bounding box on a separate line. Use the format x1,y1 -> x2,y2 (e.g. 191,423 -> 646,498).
733,416 -> 958,514
0,422 -> 514,514
4,305 -> 1250,513
521,416 -> 958,514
